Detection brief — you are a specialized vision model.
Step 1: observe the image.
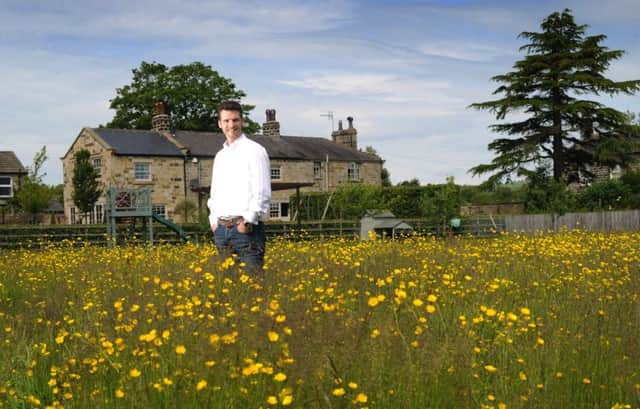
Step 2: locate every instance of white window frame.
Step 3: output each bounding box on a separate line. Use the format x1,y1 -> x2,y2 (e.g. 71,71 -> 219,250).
134,162 -> 151,181
347,162 -> 360,182
271,166 -> 281,180
269,201 -> 290,220
0,176 -> 13,198
92,157 -> 102,176
94,203 -> 104,224
269,202 -> 280,218
152,204 -> 166,218
313,161 -> 322,179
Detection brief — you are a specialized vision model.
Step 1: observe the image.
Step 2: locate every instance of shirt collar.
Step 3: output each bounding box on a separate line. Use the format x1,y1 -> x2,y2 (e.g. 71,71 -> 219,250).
223,133 -> 246,149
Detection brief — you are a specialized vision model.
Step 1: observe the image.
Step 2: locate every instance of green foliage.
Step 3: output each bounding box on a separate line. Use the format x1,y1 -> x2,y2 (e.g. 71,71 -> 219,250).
419,177 -> 460,226
397,178 -> 420,186
459,182 -> 526,205
382,185 -> 424,218
174,199 -> 198,223
332,184 -> 384,219
293,182 -> 462,222
72,150 -> 102,214
14,146 -> 53,223
107,61 -> 259,133
49,184 -> 64,204
522,167 -> 575,214
470,9 -> 640,185
575,179 -> 631,210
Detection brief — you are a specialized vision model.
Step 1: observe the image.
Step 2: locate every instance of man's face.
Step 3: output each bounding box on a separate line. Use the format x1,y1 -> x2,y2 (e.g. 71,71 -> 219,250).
218,109 -> 243,142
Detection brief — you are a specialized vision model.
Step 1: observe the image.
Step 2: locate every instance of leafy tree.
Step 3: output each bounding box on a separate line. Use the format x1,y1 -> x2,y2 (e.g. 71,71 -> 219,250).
575,179 -> 630,210
107,61 -> 259,133
72,150 -> 102,215
397,178 -> 420,186
50,184 -> 64,204
14,146 -> 52,223
175,199 -> 197,223
522,166 -> 575,214
420,176 -> 460,227
332,184 -> 384,219
470,9 -> 640,186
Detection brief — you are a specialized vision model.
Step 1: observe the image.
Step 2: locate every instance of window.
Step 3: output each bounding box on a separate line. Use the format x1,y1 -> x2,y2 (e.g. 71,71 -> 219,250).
280,202 -> 289,218
347,162 -> 360,181
152,204 -> 166,218
135,162 -> 151,181
269,202 -> 280,218
0,176 -> 12,198
271,166 -> 281,180
94,204 -> 104,224
313,161 -> 322,179
269,202 -> 290,219
92,157 -> 102,175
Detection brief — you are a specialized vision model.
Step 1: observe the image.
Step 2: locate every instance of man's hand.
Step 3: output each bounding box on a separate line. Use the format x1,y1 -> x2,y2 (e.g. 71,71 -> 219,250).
211,223 -> 218,233
237,219 -> 253,234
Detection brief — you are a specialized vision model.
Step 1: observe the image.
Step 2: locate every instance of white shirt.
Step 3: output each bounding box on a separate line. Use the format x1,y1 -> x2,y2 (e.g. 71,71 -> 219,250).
207,134 -> 271,226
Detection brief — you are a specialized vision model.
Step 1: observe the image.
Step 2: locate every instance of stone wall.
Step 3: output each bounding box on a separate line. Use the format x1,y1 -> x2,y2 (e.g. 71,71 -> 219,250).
270,158 -> 382,220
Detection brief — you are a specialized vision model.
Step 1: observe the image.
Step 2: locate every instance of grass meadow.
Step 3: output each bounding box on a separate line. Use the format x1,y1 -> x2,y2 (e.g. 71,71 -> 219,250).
1,230 -> 639,408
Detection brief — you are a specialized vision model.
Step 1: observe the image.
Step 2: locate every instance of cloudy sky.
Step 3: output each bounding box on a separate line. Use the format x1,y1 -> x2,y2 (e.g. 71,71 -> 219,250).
2,0 -> 639,186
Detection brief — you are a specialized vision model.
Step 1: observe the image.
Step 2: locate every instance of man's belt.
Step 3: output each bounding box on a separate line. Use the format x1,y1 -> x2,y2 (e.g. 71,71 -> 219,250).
218,216 -> 244,228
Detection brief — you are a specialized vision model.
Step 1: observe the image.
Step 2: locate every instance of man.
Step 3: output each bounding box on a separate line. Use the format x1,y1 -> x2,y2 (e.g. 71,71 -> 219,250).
207,101 -> 271,274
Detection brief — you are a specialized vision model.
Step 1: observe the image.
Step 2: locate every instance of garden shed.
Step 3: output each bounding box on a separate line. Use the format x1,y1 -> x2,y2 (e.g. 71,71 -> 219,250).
360,210 -> 413,240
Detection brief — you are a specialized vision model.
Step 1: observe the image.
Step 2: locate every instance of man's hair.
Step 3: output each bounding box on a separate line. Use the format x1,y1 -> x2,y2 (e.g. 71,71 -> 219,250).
217,100 -> 243,116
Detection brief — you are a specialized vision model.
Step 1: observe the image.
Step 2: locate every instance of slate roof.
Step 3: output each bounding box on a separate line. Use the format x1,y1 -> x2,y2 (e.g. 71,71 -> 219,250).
91,128 -> 183,156
173,131 -> 381,162
0,151 -> 27,174
89,128 -> 381,163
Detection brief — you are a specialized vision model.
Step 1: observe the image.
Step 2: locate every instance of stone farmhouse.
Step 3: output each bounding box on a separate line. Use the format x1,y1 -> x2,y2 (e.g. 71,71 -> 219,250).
62,105 -> 383,224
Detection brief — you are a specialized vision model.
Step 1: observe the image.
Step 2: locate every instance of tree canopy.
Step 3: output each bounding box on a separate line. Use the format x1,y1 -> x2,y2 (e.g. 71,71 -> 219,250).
106,61 -> 259,133
14,146 -> 53,223
72,149 -> 102,214
469,9 -> 640,186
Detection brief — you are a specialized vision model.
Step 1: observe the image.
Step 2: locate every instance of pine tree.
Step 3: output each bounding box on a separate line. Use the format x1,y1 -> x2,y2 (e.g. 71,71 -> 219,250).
72,150 -> 102,215
470,9 -> 640,186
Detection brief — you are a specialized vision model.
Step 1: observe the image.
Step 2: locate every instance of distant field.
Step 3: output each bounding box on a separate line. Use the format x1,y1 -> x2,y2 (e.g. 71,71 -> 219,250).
1,231 -> 639,408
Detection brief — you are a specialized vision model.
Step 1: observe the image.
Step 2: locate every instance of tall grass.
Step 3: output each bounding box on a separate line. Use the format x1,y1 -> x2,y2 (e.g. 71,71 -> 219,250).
1,231 -> 639,408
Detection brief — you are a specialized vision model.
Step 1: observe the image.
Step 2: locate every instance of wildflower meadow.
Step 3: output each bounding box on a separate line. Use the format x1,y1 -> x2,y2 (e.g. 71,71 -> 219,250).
1,230 -> 639,408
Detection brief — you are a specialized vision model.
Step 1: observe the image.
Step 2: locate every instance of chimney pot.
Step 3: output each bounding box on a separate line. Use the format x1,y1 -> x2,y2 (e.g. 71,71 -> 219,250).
263,108 -> 280,138
155,101 -> 166,115
347,116 -> 354,129
338,120 -> 343,131
266,109 -> 277,122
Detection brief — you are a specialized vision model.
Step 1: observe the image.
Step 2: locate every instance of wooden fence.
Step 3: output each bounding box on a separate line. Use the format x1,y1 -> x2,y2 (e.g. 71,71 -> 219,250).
504,210 -> 640,232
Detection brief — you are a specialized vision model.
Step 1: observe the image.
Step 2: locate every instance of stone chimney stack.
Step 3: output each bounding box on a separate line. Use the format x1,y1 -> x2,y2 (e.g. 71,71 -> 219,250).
152,101 -> 171,133
331,116 -> 357,149
263,109 -> 280,138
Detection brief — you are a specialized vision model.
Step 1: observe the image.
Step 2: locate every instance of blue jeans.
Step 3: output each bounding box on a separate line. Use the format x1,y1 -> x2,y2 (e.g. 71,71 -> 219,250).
214,222 -> 266,274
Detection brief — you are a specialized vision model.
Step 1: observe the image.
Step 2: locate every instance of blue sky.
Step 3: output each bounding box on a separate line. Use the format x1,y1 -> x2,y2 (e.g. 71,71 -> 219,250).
1,0 -> 639,186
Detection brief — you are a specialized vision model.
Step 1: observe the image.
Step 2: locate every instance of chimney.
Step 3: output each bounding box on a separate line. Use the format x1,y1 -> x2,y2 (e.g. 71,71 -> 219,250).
263,109 -> 280,138
331,116 -> 358,149
152,101 -> 171,133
